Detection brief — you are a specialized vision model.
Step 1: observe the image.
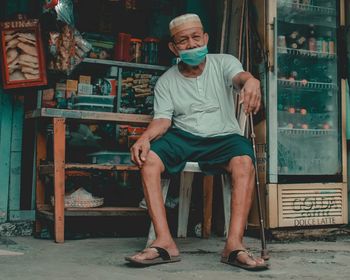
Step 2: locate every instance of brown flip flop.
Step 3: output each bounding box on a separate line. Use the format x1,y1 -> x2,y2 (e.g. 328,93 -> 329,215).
221,249 -> 269,271
125,246 -> 181,267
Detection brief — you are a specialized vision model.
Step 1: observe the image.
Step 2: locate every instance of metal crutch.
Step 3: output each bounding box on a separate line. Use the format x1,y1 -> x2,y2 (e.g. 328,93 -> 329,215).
248,113 -> 269,260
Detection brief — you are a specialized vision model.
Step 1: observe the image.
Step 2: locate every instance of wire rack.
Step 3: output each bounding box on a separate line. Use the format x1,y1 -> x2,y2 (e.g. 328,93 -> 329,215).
278,127 -> 337,136
278,79 -> 338,90
277,47 -> 336,59
278,1 -> 336,16
277,1 -> 336,27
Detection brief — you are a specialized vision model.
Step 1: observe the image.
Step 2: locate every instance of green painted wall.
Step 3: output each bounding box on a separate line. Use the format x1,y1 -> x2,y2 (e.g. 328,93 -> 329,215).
0,91 -> 14,223
0,0 -> 39,223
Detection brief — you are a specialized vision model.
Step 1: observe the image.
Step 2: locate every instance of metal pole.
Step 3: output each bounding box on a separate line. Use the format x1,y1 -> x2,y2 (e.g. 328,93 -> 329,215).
249,113 -> 269,260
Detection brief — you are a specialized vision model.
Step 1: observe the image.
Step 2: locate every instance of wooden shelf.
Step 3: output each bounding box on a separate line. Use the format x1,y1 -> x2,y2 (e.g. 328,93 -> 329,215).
39,163 -> 139,176
30,109 -> 149,243
37,207 -> 147,220
25,108 -> 152,125
83,57 -> 169,71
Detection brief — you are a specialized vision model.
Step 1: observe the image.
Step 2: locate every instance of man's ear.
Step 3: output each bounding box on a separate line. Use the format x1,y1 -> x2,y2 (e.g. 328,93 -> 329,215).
168,42 -> 179,56
204,33 -> 209,45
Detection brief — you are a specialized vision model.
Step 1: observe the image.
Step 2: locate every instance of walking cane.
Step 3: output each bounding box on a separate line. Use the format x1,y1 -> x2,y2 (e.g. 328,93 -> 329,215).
249,113 -> 270,260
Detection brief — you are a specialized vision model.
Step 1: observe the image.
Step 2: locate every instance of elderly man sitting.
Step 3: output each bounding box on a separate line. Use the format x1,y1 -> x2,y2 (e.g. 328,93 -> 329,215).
125,13 -> 268,271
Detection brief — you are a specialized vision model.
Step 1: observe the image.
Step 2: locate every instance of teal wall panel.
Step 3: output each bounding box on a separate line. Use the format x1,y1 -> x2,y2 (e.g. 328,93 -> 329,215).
0,0 -> 39,224
0,92 -> 14,223
9,153 -> 22,211
9,98 -> 24,212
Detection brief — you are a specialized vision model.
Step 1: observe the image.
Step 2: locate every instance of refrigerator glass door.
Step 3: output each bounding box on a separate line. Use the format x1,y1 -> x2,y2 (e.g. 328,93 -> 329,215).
275,0 -> 341,177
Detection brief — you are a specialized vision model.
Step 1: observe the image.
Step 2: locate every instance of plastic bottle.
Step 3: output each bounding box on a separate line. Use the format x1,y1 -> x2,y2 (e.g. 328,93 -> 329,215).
308,25 -> 316,52
326,31 -> 335,54
316,37 -> 324,53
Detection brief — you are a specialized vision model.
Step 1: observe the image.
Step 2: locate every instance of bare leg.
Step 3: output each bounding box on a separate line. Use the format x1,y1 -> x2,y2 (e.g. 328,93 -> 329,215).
222,155 -> 265,266
129,151 -> 179,261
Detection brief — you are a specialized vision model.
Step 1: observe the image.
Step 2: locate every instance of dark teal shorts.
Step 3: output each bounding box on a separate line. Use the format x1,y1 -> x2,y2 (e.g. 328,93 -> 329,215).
150,127 -> 255,175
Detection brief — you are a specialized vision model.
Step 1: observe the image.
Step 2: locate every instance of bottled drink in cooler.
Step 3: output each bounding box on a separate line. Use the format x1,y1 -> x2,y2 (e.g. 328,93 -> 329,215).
307,24 -> 317,52
316,37 -> 324,53
278,35 -> 287,52
326,31 -> 335,54
301,0 -> 313,5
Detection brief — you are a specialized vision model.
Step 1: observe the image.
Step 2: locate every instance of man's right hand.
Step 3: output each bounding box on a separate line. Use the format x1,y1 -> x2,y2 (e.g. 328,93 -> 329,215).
130,118 -> 172,168
130,138 -> 151,168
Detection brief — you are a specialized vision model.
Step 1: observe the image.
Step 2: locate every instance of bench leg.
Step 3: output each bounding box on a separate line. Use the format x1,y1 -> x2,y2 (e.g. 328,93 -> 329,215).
177,172 -> 194,238
146,179 -> 170,247
221,174 -> 231,237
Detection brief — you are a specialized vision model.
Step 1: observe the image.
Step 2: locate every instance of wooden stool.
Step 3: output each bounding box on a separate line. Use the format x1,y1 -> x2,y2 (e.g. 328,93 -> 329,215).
147,162 -> 231,246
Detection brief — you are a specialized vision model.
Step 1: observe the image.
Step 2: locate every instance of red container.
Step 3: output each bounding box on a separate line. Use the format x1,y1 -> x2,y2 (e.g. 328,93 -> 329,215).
114,33 -> 131,61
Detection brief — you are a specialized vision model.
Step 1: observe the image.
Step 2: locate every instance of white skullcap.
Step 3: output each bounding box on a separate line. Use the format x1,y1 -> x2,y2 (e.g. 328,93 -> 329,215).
169,13 -> 203,37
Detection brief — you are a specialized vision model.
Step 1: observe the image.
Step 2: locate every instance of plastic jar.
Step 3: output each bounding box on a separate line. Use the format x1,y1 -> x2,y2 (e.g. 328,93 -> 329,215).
129,38 -> 142,63
142,37 -> 160,65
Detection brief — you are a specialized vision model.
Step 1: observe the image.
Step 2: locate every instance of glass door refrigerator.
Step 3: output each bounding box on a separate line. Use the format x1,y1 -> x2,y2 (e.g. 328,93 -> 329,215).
251,0 -> 348,229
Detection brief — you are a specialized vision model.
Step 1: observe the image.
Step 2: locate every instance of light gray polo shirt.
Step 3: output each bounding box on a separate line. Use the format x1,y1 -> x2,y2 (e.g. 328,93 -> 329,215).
153,54 -> 244,137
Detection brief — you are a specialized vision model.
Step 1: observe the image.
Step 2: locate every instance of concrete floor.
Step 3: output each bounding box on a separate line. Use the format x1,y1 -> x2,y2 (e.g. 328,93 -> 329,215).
1,235 -> 350,280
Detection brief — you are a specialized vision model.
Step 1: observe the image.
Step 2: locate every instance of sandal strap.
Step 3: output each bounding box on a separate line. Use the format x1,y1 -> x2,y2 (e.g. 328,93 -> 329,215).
149,246 -> 171,261
227,249 -> 253,263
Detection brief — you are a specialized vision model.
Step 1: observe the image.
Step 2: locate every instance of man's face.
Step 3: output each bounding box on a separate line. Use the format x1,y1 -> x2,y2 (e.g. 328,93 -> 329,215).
169,27 -> 208,56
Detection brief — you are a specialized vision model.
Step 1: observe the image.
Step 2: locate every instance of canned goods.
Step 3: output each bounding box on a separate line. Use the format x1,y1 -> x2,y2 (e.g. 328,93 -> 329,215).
142,37 -> 160,65
129,38 -> 142,63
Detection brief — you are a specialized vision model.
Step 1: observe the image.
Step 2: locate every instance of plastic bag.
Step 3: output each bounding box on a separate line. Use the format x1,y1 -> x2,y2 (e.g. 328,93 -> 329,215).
55,0 -> 74,26
43,0 -> 91,75
48,24 -> 92,75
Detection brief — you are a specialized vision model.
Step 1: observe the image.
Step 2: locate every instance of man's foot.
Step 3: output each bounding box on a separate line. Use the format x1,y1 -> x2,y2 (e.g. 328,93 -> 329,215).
222,245 -> 268,271
125,239 -> 180,266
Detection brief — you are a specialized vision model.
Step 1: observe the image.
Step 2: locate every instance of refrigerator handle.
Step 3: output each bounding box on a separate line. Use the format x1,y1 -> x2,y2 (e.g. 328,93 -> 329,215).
269,17 -> 277,73
337,26 -> 347,79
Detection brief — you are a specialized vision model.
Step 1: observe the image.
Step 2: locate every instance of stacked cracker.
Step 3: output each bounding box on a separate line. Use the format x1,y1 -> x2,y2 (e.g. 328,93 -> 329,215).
122,73 -> 158,97
5,30 -> 39,81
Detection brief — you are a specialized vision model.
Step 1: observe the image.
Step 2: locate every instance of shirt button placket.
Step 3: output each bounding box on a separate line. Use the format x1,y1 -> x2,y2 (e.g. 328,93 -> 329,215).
197,77 -> 204,96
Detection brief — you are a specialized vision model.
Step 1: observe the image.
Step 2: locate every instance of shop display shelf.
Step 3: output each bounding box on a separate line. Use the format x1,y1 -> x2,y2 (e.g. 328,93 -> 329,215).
37,207 -> 147,220
83,57 -> 168,71
277,1 -> 336,28
25,108 -> 152,124
278,1 -> 336,15
72,95 -> 116,105
87,151 -> 131,165
277,47 -> 336,59
277,79 -> 337,90
39,163 -> 139,176
72,103 -> 114,112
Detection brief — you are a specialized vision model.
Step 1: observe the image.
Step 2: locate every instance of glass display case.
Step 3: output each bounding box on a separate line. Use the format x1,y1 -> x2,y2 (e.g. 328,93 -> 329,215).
251,0 -> 348,229
272,0 -> 342,180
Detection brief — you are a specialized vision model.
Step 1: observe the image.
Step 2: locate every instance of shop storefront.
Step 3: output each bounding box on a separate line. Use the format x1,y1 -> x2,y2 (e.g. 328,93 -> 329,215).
0,0 -> 349,239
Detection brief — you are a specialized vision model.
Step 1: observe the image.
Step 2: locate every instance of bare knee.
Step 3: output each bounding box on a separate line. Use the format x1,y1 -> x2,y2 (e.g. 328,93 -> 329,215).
227,156 -> 254,179
141,151 -> 165,177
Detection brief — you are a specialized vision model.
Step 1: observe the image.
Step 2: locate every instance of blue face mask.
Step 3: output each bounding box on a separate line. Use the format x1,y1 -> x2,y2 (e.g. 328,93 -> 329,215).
178,45 -> 208,66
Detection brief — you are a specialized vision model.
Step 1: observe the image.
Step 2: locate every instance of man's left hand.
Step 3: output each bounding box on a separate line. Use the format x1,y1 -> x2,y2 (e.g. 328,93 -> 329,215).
240,77 -> 261,114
